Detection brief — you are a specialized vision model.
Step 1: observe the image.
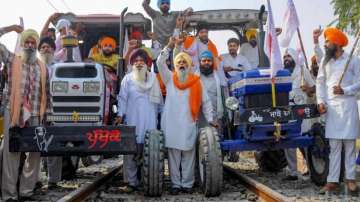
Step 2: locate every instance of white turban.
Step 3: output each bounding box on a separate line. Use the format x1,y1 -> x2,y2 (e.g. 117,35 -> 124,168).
55,19 -> 71,32
283,47 -> 298,65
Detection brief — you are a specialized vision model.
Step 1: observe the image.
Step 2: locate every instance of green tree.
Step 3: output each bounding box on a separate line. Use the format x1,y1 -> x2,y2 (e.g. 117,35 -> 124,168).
331,0 -> 360,35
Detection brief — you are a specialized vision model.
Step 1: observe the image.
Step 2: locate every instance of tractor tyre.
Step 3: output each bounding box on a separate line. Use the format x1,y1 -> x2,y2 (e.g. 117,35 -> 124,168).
306,122 -> 329,186
197,127 -> 223,197
142,129 -> 164,197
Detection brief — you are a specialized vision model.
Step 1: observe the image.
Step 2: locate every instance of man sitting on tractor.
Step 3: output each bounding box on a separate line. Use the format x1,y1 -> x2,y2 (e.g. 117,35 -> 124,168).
220,38 -> 253,78
240,29 -> 259,69
90,36 -> 119,95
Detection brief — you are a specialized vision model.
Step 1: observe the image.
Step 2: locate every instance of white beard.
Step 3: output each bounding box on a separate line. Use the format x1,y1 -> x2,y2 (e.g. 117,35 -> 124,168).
132,65 -> 147,82
175,68 -> 189,83
21,49 -> 37,64
40,53 -> 54,65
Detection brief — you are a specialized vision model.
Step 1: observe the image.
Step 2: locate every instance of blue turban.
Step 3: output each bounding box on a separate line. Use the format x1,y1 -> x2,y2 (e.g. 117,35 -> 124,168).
200,50 -> 213,60
157,0 -> 170,9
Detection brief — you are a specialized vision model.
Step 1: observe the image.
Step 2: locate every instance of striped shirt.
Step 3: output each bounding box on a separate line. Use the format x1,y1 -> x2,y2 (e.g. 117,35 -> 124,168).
0,29 -> 47,125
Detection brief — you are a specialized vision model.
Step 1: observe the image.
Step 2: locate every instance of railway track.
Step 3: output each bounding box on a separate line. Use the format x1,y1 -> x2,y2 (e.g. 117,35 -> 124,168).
58,163 -> 123,202
33,155 -> 358,201
223,164 -> 290,202
56,159 -> 287,202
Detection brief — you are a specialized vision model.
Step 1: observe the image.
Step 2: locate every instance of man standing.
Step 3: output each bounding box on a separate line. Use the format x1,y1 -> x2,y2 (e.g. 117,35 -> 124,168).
157,37 -> 217,195
115,48 -> 162,192
282,48 -> 315,181
142,0 -> 193,48
240,29 -> 259,69
0,26 -> 48,201
38,37 -> 56,67
220,38 -> 253,78
38,37 -> 63,189
317,28 -> 360,194
198,51 -> 223,127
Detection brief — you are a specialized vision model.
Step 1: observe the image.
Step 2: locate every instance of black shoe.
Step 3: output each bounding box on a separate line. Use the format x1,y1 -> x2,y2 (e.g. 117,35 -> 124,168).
181,187 -> 193,194
170,187 -> 180,195
282,175 -> 298,181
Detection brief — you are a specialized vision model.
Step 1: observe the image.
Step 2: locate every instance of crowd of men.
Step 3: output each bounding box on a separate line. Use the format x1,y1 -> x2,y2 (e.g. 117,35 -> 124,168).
0,0 -> 359,201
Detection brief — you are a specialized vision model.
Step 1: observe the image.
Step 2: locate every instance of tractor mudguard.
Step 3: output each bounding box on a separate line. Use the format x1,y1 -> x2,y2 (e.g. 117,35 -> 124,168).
9,125 -> 136,156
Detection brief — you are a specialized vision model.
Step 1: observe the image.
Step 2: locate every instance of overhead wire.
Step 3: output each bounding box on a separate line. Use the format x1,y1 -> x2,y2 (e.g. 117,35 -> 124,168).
46,0 -> 59,12
61,0 -> 73,12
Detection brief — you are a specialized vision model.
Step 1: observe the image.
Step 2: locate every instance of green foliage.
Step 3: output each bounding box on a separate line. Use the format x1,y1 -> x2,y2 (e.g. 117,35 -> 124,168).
331,0 -> 360,35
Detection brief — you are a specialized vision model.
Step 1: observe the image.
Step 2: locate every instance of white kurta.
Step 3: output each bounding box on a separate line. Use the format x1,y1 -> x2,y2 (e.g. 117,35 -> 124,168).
200,73 -> 223,120
290,65 -> 316,132
316,53 -> 360,140
117,73 -> 159,144
220,53 -> 253,77
157,48 -> 214,151
239,42 -> 259,68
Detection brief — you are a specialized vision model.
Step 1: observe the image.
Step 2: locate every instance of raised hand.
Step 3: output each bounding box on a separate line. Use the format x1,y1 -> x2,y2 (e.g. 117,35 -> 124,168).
167,37 -> 176,49
313,28 -> 323,44
10,25 -> 24,33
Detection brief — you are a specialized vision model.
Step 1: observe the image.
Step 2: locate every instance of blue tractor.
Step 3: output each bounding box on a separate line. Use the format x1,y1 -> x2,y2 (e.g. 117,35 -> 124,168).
185,7 -> 329,197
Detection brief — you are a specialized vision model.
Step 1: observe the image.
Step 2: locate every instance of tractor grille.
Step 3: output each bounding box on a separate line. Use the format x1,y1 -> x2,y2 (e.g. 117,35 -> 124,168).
244,92 -> 289,108
53,106 -> 100,113
53,96 -> 100,102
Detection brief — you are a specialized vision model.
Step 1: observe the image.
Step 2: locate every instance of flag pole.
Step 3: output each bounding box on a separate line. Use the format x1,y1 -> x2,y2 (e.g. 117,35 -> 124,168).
296,28 -> 309,86
271,76 -> 281,141
271,78 -> 277,107
338,27 -> 360,86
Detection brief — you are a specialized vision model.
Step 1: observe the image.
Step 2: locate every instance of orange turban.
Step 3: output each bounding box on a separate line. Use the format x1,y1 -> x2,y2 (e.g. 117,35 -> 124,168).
324,27 -> 348,47
100,37 -> 116,49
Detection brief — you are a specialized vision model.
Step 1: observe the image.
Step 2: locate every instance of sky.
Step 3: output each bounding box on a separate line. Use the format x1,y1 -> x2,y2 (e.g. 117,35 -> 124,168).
0,0 -> 354,59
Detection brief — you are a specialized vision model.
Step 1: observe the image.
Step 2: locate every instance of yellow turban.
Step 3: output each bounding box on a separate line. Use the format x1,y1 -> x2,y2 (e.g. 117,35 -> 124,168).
20,29 -> 40,47
174,52 -> 193,68
324,27 -> 348,47
245,29 -> 257,41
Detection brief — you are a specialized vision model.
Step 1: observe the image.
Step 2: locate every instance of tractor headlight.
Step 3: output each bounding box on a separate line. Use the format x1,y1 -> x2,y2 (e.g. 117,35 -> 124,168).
225,96 -> 239,111
83,81 -> 100,93
293,94 -> 305,105
52,81 -> 68,93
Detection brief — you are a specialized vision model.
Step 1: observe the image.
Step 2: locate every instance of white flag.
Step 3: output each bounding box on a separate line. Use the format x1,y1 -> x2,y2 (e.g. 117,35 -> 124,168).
122,28 -> 129,56
279,0 -> 300,47
264,0 -> 283,78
